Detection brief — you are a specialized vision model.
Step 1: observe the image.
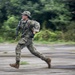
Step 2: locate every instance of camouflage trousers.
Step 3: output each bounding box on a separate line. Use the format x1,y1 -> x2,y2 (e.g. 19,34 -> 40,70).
15,37 -> 47,62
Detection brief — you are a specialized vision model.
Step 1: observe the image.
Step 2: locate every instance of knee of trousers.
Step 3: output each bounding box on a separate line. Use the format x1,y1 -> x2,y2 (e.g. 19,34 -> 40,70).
16,45 -> 21,50
15,44 -> 22,51
15,47 -> 21,54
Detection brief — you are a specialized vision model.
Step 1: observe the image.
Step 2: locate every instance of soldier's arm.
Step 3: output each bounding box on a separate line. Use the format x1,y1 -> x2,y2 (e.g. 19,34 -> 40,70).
16,20 -> 21,36
28,20 -> 40,34
32,21 -> 40,34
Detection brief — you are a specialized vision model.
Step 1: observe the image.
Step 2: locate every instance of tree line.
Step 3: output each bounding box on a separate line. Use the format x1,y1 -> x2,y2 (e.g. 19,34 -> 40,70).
0,0 -> 75,42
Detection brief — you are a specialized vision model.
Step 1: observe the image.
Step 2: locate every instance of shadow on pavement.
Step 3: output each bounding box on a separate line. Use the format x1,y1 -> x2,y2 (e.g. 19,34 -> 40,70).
1,65 -> 75,73
52,65 -> 75,70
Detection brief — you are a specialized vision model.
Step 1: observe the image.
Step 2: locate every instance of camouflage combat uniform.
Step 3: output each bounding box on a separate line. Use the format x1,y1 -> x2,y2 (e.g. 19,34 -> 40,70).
16,19 -> 47,62
10,11 -> 51,69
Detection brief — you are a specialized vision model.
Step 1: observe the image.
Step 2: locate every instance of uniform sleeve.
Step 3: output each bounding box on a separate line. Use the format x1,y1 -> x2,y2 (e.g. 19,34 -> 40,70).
16,20 -> 21,36
33,21 -> 40,32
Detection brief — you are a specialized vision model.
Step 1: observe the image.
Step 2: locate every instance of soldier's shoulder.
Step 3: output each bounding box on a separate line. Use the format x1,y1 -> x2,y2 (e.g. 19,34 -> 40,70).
33,20 -> 40,27
32,20 -> 40,24
28,20 -> 40,25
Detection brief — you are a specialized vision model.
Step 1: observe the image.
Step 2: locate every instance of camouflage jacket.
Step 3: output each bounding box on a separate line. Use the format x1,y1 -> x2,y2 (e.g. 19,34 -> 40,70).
16,19 -> 40,38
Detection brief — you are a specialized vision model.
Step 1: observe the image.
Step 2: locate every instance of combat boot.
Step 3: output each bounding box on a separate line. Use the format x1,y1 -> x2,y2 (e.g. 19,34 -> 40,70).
10,61 -> 20,69
45,58 -> 51,68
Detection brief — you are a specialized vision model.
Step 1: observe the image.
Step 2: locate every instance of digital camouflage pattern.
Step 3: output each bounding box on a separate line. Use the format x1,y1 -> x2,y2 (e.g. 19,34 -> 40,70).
16,19 -> 47,62
10,11 -> 51,69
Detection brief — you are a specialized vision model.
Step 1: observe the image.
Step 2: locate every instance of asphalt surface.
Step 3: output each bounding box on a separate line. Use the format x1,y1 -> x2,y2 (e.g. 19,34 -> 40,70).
0,43 -> 75,75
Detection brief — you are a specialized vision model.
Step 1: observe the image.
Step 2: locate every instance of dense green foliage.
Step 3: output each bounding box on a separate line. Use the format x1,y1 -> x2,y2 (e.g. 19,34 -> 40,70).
34,30 -> 63,41
65,21 -> 75,41
0,0 -> 75,42
2,16 -> 18,40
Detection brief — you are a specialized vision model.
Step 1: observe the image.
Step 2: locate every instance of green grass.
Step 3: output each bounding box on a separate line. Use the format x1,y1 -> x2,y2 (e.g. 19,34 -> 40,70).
20,61 -> 29,65
0,38 -> 75,45
34,40 -> 75,45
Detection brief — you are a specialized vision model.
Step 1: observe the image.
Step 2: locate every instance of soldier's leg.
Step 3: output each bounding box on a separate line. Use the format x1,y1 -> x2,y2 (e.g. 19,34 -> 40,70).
27,44 -> 51,68
10,38 -> 27,69
15,44 -> 25,62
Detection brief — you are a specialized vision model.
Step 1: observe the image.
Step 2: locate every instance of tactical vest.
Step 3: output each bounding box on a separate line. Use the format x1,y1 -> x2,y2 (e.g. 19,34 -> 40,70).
16,19 -> 40,38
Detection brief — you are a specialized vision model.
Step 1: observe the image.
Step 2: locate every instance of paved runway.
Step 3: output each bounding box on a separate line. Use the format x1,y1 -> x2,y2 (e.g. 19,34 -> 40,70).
0,44 -> 75,75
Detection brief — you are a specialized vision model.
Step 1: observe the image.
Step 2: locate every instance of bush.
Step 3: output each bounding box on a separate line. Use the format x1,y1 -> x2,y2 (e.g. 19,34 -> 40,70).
2,15 -> 18,40
0,37 -> 5,43
64,21 -> 75,41
34,30 -> 63,41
